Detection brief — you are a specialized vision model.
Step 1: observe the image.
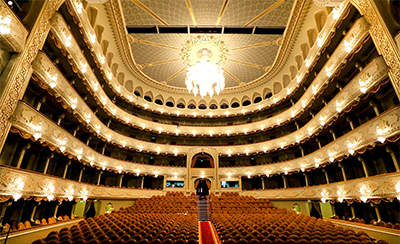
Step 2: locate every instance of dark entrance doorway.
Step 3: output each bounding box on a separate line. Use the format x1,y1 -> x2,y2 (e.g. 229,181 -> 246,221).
195,178 -> 210,196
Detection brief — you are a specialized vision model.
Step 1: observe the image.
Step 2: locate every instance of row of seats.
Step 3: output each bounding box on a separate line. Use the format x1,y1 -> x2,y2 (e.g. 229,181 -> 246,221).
211,194 -> 386,244
32,193 -> 199,244
2,215 -> 74,234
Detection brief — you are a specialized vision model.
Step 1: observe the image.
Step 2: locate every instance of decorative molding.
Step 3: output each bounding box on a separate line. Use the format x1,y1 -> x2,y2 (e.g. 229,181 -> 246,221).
350,0 -> 400,99
0,0 -> 64,151
243,172 -> 400,200
0,2 -> 29,52
0,166 -> 163,199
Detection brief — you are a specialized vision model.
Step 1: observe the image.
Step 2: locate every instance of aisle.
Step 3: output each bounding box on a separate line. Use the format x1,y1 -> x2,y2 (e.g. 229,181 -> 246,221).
199,221 -> 219,244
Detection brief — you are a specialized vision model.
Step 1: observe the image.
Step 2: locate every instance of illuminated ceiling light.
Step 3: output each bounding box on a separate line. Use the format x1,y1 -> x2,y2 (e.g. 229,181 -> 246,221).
90,33 -> 96,43
325,67 -> 332,77
305,58 -> 311,67
317,37 -> 323,47
242,109 -> 245,114
360,196 -> 368,203
183,36 -> 227,98
81,63 -> 87,73
321,197 -> 326,203
144,103 -> 148,109
129,96 -> 133,102
227,130 -> 231,136
337,197 -> 344,203
193,111 -> 197,117
258,104 -> 261,110
68,195 -> 74,201
227,150 -> 232,157
65,35 -> 72,47
0,15 -> 11,35
296,75 -> 301,83
344,40 -> 352,53
225,111 -> 229,116
332,8 -> 340,19
76,2 -> 83,13
138,145 -> 143,152
90,162 -> 94,166
359,78 -> 369,94
13,192 -> 22,201
100,55 -> 105,64
209,112 -> 213,117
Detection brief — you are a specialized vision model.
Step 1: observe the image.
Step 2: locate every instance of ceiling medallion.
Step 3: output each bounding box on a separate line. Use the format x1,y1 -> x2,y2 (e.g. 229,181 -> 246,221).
181,35 -> 228,98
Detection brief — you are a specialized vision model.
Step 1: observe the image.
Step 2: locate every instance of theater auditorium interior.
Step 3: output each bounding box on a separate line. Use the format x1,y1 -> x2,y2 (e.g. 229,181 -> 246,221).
0,0 -> 399,243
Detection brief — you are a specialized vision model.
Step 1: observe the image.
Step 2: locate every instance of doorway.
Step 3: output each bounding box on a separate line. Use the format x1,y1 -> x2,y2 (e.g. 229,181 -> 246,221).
194,178 -> 211,196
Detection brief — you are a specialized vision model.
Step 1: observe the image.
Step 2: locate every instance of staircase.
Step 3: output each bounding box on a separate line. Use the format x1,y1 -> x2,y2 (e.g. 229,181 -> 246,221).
197,196 -> 210,221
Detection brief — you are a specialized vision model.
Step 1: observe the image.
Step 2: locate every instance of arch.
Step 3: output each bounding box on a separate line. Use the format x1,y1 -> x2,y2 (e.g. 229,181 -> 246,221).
263,88 -> 272,99
219,98 -> 229,108
94,25 -> 104,43
194,178 -> 211,192
87,6 -> 98,28
101,40 -> 109,55
117,72 -> 124,85
144,91 -> 154,101
295,55 -> 303,70
198,104 -> 207,110
106,52 -> 114,67
144,95 -> 152,102
252,92 -> 262,102
290,65 -> 297,80
307,28 -> 318,47
191,153 -> 214,168
134,86 -> 143,97
154,94 -> 164,105
209,99 -> 218,109
125,80 -> 133,92
165,97 -> 175,107
253,96 -> 262,103
241,95 -> 251,105
230,97 -> 240,107
315,10 -> 328,32
273,82 -> 282,94
282,74 -> 291,88
220,103 -> 229,109
187,99 -> 196,109
176,98 -> 186,109
300,43 -> 309,60
112,63 -> 119,76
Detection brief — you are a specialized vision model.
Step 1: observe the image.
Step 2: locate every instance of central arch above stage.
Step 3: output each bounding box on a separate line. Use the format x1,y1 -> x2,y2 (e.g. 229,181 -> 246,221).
191,153 -> 214,168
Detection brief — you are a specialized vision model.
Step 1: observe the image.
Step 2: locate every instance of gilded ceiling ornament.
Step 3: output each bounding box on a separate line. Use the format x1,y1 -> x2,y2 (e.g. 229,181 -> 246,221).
0,171 -> 32,189
282,190 -> 299,197
383,177 -> 400,192
302,189 -> 316,197
355,181 -> 378,195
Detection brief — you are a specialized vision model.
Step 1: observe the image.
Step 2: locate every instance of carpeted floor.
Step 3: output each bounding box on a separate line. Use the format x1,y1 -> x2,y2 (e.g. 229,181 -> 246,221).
200,221 -> 217,244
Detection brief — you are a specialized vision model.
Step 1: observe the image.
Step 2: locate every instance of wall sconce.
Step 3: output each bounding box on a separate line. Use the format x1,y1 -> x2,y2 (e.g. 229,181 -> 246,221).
49,73 -> 57,88
317,37 -> 323,47
33,122 -> 42,140
325,67 -> 332,77
76,2 -> 83,13
344,40 -> 352,53
90,33 -> 96,44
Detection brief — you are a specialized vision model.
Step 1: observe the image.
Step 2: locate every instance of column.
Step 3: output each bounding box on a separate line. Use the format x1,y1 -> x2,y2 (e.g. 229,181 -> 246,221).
329,129 -> 337,141
30,203 -> 38,222
140,176 -> 145,189
36,96 -> 46,111
357,156 -> 369,177
16,143 -> 31,168
282,175 -> 287,188
57,113 -> 65,125
294,121 -> 300,130
316,138 -> 322,149
86,136 -> 92,145
163,176 -> 166,190
369,101 -> 381,116
101,144 -> 107,155
323,169 -> 330,184
97,171 -> 103,185
43,153 -> 54,174
373,203 -> 382,222
73,126 -> 80,137
63,160 -> 71,178
261,178 -> 265,190
299,146 -> 305,157
350,205 -> 356,219
78,167 -> 85,182
338,163 -> 347,181
303,173 -> 309,186
106,119 -> 112,128
386,146 -> 400,172
53,202 -> 60,218
119,174 -> 124,187
346,117 -> 355,130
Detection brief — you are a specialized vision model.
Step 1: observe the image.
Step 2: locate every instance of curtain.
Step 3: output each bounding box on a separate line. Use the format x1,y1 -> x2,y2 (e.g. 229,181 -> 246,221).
83,200 -> 92,217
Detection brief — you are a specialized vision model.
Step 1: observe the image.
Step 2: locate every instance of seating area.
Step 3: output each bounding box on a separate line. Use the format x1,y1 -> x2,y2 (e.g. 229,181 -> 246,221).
211,193 -> 386,244
1,214 -> 75,234
31,193 -> 199,244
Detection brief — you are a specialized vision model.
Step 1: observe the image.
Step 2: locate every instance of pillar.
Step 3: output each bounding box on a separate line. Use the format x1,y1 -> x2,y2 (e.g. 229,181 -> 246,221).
282,175 -> 287,188
373,203 -> 382,222
323,169 -> 330,184
386,146 -> 400,172
73,126 -> 79,137
63,160 -> 71,178
303,173 -> 309,186
299,146 -> 305,157
16,143 -> 31,168
350,205 -> 356,219
141,176 -> 145,189
36,96 -> 46,111
78,167 -> 85,182
346,117 -> 355,130
316,138 -> 322,149
43,153 -> 54,174
30,203 -> 38,222
357,156 -> 369,177
119,174 -> 124,187
53,202 -> 60,218
97,171 -> 103,185
369,101 -> 381,116
86,136 -> 92,145
106,119 -> 111,128
101,144 -> 107,155
338,163 -> 347,181
329,129 -> 337,141
261,178 -> 265,190
57,113 -> 65,125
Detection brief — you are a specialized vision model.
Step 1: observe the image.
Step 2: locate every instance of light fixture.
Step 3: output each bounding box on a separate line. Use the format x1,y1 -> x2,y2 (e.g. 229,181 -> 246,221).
33,122 -> 42,140
47,195 -> 54,201
65,35 -> 72,47
332,8 -> 340,19
12,192 -> 22,201
183,36 -> 227,98
0,15 -> 11,35
360,196 -> 368,203
76,2 -> 83,13
344,40 -> 352,53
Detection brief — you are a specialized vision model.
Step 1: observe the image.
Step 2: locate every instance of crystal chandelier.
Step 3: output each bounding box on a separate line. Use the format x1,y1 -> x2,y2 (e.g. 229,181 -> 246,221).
185,48 -> 224,98
182,36 -> 228,98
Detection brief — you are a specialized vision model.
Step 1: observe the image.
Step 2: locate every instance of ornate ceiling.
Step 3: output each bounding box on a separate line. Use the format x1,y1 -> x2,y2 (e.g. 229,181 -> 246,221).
121,0 -> 295,89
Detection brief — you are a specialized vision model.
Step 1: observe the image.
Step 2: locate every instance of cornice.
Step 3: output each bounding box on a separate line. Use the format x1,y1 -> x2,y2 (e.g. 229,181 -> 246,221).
243,171 -> 400,201
0,166 -> 163,200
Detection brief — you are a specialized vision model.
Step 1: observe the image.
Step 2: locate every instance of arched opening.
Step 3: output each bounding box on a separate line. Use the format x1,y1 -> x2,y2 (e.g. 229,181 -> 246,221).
194,178 -> 211,196
191,153 -> 214,168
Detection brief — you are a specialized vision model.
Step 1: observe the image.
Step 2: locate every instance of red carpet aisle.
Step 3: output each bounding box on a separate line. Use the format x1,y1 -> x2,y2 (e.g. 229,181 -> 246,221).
200,221 -> 220,244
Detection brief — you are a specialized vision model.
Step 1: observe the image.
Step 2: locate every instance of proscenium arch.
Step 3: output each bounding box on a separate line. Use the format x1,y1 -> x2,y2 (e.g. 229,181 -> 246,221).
194,178 -> 212,190
191,153 -> 214,168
